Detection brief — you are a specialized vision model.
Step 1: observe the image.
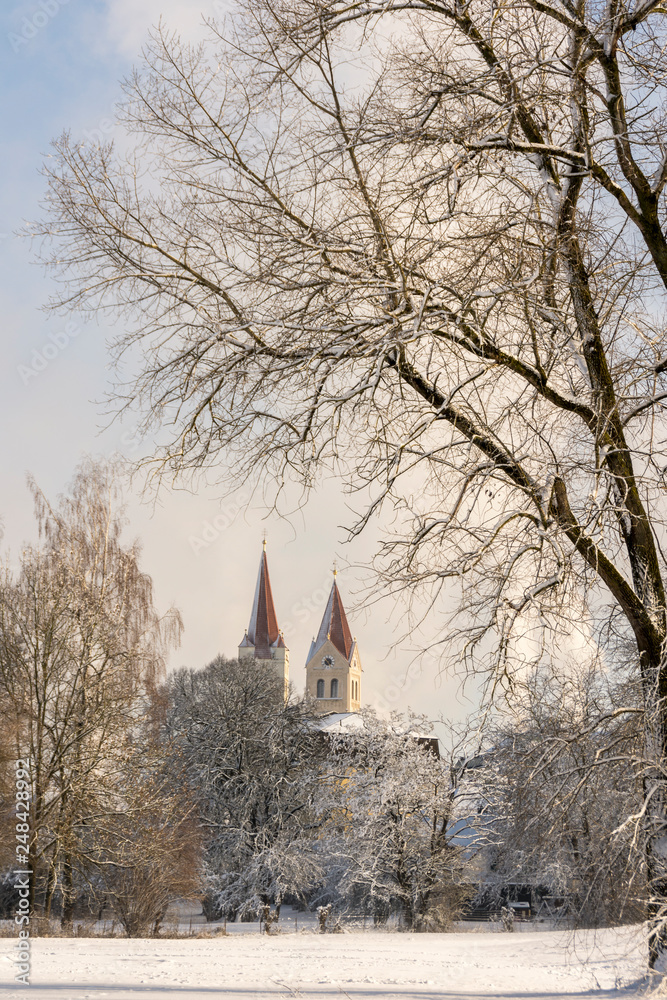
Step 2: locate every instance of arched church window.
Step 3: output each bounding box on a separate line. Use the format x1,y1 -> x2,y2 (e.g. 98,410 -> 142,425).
330,678 -> 339,698
317,679 -> 324,698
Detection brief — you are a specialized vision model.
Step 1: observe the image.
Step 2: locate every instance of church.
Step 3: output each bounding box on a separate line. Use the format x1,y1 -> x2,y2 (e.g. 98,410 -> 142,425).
238,542 -> 362,714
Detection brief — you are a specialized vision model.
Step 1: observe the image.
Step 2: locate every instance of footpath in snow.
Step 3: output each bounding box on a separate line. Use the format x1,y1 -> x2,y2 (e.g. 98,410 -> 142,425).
0,924 -> 649,1000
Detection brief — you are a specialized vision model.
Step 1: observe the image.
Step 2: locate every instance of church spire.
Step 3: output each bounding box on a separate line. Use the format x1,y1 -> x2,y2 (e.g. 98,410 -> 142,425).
245,543 -> 280,658
305,569 -> 361,713
314,572 -> 354,661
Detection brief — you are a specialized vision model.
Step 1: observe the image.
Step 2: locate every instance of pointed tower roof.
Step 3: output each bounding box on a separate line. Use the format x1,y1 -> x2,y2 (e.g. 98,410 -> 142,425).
313,573 -> 354,661
246,541 -> 280,658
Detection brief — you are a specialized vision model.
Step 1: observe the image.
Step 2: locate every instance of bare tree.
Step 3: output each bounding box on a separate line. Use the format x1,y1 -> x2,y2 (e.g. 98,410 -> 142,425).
85,731 -> 202,937
0,459 -> 182,923
481,658 -> 645,927
36,0 -> 667,966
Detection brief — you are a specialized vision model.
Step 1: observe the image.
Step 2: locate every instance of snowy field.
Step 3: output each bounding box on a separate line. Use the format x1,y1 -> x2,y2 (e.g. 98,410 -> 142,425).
0,923 -> 650,1000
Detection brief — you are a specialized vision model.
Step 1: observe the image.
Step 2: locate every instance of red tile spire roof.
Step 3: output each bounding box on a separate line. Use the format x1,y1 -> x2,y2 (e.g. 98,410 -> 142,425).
314,575 -> 354,661
246,541 -> 280,658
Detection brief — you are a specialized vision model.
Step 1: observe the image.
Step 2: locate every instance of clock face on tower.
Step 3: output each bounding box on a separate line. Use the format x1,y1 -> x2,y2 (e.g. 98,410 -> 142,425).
322,654 -> 335,668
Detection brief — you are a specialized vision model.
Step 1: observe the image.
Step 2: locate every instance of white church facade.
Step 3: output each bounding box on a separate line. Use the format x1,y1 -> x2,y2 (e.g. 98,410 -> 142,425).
238,542 -> 362,714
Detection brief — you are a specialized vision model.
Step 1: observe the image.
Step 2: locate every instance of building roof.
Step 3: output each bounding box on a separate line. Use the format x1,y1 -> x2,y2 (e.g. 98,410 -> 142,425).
245,545 -> 280,658
312,712 -> 365,733
310,713 -> 439,755
312,578 -> 354,661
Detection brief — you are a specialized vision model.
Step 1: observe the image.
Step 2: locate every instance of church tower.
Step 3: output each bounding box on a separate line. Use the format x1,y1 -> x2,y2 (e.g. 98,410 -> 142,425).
305,571 -> 362,715
238,541 -> 289,701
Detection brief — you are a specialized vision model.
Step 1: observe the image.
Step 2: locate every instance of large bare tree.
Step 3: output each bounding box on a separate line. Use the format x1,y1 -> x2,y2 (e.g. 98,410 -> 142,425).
37,0 -> 667,966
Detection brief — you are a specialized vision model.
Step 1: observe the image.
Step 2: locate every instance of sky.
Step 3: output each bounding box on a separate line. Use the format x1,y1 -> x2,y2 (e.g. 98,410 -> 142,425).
0,0 -> 481,731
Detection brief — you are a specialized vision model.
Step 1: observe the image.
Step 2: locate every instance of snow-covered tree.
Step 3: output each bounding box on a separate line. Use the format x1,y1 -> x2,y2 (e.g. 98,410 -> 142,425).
481,659 -> 644,926
312,711 -> 471,928
164,657 -> 322,920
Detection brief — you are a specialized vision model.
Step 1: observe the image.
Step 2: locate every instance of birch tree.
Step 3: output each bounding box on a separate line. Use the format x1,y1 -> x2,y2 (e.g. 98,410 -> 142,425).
0,459 -> 182,922
36,0 -> 667,966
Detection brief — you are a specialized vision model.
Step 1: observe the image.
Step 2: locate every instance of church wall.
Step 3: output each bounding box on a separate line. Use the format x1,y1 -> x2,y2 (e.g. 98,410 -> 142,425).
305,638 -> 361,715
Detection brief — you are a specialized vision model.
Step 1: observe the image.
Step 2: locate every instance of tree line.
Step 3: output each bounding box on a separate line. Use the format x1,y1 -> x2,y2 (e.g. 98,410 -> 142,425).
0,462 -> 647,935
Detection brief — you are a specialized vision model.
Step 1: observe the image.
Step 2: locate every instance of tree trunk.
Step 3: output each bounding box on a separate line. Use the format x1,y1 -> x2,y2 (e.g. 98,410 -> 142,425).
395,850 -> 414,929
27,811 -> 39,921
643,659 -> 667,970
61,854 -> 74,929
43,857 -> 57,921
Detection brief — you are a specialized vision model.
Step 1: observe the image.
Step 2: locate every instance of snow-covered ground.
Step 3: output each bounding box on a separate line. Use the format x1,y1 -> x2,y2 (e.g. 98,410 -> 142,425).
0,922 -> 649,1000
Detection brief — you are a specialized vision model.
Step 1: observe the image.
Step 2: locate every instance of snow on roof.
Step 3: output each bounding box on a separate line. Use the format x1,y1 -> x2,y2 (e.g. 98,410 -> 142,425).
311,712 -> 365,733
